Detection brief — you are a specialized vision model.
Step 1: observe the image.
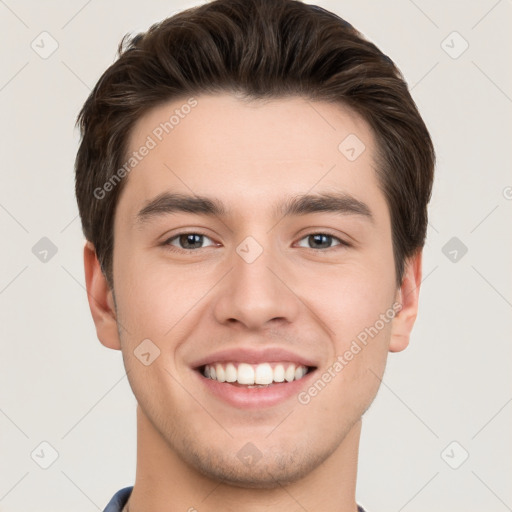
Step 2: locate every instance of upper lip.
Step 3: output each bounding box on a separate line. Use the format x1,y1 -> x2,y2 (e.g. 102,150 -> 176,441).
191,347 -> 318,369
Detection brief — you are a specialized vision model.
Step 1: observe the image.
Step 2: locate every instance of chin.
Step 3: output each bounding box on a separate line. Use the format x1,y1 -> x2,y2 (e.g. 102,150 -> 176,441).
179,437 -> 331,489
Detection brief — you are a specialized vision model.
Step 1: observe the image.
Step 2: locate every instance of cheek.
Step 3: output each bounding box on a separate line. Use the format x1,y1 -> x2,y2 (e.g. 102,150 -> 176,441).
302,260 -> 396,339
113,250 -> 215,343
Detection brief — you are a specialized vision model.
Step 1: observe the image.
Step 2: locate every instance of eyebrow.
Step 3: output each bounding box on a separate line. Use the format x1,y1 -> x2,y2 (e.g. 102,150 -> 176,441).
135,191 -> 374,226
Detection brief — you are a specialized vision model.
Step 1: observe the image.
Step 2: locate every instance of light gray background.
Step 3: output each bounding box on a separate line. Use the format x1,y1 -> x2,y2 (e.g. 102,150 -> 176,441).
0,1 -> 511,511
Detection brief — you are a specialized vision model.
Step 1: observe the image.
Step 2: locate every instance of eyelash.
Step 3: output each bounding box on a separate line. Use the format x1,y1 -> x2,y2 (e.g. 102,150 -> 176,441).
162,231 -> 351,253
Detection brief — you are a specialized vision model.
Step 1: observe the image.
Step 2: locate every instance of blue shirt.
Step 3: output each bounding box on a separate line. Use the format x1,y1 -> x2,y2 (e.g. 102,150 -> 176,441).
103,486 -> 368,511
103,487 -> 132,512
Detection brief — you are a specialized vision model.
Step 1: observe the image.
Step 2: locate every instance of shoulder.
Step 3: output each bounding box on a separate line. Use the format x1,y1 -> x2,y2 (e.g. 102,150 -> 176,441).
102,486 -> 133,512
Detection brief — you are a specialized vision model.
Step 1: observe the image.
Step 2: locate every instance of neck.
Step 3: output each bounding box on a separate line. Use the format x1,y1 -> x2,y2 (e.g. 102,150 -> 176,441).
125,405 -> 361,512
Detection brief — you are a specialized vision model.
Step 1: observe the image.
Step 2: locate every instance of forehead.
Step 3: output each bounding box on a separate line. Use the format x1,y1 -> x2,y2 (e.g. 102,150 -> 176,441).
116,93 -> 387,226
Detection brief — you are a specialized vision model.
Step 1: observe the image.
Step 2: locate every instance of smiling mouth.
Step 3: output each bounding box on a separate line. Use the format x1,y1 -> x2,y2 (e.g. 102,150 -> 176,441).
197,361 -> 316,388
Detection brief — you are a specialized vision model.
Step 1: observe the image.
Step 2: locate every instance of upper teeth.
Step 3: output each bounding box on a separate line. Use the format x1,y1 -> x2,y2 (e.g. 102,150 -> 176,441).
203,362 -> 309,385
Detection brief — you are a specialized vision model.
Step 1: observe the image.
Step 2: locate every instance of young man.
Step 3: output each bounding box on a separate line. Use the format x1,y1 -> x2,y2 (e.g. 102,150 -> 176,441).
75,0 -> 435,510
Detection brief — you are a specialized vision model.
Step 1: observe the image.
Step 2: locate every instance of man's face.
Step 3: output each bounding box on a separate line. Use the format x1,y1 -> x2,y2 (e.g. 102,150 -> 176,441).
107,93 -> 406,486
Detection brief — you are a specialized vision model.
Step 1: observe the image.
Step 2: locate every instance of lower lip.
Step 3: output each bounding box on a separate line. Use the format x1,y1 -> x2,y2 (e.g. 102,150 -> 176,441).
195,369 -> 317,409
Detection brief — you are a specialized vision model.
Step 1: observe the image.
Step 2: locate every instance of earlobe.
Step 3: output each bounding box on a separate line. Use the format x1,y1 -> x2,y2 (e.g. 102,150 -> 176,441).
389,250 -> 423,353
83,241 -> 122,350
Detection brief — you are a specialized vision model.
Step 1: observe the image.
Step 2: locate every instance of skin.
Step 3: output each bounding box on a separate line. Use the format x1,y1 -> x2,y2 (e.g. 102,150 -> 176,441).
84,93 -> 422,512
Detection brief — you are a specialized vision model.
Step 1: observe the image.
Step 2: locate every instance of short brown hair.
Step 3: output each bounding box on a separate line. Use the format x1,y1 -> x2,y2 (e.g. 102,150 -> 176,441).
75,0 -> 435,289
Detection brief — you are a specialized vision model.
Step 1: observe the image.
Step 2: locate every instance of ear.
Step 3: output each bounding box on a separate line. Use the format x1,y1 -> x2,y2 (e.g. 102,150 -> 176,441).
83,241 -> 121,350
389,250 -> 423,353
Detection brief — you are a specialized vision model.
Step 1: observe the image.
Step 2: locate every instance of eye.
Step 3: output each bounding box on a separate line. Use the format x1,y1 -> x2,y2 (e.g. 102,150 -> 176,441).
162,231 -> 350,252
296,233 -> 350,250
164,232 -> 217,251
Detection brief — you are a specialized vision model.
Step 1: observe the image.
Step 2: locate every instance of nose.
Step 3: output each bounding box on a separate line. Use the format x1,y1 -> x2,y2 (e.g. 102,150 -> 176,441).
212,237 -> 301,331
